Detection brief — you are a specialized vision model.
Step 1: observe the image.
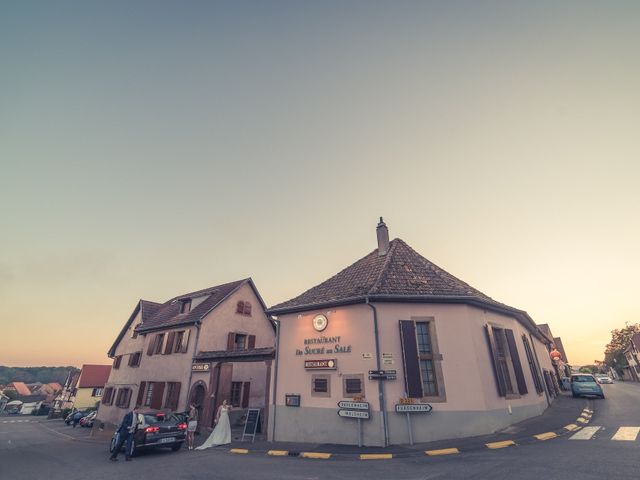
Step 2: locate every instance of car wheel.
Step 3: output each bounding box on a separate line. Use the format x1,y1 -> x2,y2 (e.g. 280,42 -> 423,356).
171,443 -> 182,452
600,394 -> 606,399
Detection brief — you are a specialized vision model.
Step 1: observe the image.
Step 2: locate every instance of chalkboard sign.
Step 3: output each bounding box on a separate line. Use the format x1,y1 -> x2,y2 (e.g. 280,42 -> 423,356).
241,408 -> 261,443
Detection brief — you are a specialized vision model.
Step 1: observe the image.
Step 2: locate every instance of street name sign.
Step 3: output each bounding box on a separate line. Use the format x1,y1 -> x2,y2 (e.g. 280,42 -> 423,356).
337,401 -> 369,410
338,409 -> 370,419
395,403 -> 432,413
368,369 -> 397,380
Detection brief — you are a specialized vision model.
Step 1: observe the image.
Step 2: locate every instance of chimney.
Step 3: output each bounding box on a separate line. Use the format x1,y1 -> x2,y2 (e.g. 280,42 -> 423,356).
376,217 -> 389,256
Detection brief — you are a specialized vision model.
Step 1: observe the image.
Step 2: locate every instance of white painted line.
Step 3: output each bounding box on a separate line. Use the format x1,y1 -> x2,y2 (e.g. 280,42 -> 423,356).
611,427 -> 640,441
570,426 -> 600,440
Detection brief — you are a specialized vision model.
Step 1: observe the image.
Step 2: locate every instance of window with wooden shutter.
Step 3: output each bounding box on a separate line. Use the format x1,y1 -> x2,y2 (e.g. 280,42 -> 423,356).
144,383 -> 154,407
174,331 -> 184,353
180,330 -> 190,353
399,320 -> 422,398
234,334 -> 247,351
164,382 -> 181,410
102,387 -> 113,405
486,325 -> 521,397
136,381 -> 147,408
236,301 -> 244,314
227,332 -> 235,351
113,356 -> 122,369
164,332 -> 176,355
128,352 -> 141,367
230,382 -> 242,407
505,329 -> 528,395
242,382 -> 251,408
522,335 -> 544,394
150,382 -> 165,410
244,302 -> 252,316
147,338 -> 156,356
154,333 -> 165,354
248,335 -> 256,349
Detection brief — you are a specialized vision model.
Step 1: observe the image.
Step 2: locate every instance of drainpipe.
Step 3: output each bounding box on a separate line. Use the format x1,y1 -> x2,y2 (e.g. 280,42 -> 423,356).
366,298 -> 389,447
529,332 -> 551,408
270,318 -> 280,442
185,320 -> 203,410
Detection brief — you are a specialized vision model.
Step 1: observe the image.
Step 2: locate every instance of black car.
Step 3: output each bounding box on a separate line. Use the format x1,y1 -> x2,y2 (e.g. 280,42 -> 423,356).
110,411 -> 187,456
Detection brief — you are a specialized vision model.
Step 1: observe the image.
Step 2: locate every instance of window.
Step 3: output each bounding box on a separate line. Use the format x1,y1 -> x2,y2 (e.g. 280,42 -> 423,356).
102,387 -> 114,405
116,388 -> 132,408
485,326 -> 528,398
234,334 -> 247,351
113,356 -> 122,369
91,387 -> 103,397
311,374 -> 331,397
173,330 -> 190,353
164,382 -> 181,410
236,301 -> 252,316
399,319 -> 446,401
342,374 -> 365,398
128,352 -> 142,367
164,332 -> 176,355
230,382 -> 243,407
144,383 -> 154,407
154,333 -> 165,355
180,299 -> 191,314
493,328 -> 516,395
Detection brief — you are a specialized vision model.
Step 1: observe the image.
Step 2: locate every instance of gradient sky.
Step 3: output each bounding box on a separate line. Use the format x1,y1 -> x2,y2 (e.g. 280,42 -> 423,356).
1,1 -> 639,367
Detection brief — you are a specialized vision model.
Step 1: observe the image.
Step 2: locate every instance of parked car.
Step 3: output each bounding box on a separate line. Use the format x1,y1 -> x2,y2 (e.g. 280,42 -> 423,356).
109,411 -> 187,456
80,411 -> 97,427
595,374 -> 614,384
571,374 -> 605,399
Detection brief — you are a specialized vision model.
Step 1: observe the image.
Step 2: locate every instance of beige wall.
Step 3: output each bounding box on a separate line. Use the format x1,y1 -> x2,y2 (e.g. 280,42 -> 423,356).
271,301 -> 551,445
74,387 -> 100,410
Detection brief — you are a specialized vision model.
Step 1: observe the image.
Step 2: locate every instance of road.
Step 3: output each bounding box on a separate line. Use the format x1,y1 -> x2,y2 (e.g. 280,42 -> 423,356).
2,382 -> 640,480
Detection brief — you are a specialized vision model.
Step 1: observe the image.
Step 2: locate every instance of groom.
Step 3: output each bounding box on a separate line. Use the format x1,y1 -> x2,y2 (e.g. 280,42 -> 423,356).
110,407 -> 139,462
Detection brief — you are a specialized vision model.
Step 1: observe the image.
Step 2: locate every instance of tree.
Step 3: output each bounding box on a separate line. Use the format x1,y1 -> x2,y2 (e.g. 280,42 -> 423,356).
579,365 -> 599,374
603,323 -> 640,375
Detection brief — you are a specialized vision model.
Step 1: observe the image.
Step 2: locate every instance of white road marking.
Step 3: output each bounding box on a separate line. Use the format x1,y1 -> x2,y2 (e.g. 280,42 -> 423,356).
611,427 -> 640,441
570,426 -> 601,440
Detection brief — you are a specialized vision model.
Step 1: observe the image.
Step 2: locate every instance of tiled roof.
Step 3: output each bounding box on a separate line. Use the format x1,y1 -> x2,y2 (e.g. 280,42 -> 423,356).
10,382 -> 32,396
553,337 -> 569,364
269,238 -> 504,313
135,279 -> 249,332
77,365 -> 112,388
194,347 -> 275,361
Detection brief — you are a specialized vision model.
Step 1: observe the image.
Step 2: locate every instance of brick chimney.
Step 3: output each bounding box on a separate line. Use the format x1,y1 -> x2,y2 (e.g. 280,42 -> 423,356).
376,217 -> 389,256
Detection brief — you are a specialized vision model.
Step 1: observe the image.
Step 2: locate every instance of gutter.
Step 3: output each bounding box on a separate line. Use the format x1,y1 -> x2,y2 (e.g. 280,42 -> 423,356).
365,298 -> 389,447
270,318 -> 281,442
185,319 -> 203,410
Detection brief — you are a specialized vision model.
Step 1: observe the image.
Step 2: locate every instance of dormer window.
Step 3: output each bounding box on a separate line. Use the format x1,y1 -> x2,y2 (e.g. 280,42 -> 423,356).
236,301 -> 252,316
180,299 -> 191,314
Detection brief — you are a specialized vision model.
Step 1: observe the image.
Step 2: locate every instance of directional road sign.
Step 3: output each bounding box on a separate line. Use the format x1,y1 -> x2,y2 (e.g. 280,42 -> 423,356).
338,409 -> 370,419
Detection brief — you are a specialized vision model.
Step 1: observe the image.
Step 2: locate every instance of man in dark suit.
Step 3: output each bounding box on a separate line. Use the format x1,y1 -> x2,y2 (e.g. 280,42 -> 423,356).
109,407 -> 139,461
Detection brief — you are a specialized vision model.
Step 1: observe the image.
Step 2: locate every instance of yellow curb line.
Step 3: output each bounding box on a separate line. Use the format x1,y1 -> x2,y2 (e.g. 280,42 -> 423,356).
534,432 -> 557,441
267,450 -> 289,456
230,448 -> 249,454
486,440 -> 516,449
564,424 -> 580,431
425,448 -> 460,456
301,452 -> 332,459
360,454 -> 393,460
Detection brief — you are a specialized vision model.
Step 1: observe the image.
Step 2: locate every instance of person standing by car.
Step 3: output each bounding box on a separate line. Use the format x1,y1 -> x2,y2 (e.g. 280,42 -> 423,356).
186,404 -> 198,450
72,410 -> 83,428
109,407 -> 139,462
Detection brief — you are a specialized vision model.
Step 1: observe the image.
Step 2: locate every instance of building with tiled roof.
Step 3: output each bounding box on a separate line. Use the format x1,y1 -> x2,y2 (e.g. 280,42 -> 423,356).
268,219 -> 558,447
97,278 -> 275,435
72,364 -> 112,409
8,382 -> 32,396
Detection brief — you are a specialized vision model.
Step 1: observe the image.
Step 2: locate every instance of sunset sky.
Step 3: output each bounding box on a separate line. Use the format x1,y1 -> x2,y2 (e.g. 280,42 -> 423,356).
1,1 -> 639,367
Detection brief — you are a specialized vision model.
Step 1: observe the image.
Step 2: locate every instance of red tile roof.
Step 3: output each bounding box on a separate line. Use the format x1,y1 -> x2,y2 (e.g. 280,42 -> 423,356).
10,382 -> 32,396
77,365 -> 111,388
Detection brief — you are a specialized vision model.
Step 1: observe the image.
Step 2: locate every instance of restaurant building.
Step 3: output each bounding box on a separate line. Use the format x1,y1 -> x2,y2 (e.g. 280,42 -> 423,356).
267,219 -> 556,447
96,278 -> 274,434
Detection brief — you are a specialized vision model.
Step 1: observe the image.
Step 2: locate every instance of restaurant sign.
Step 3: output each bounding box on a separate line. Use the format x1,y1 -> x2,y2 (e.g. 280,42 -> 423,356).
304,359 -> 337,370
296,335 -> 352,356
192,363 -> 210,372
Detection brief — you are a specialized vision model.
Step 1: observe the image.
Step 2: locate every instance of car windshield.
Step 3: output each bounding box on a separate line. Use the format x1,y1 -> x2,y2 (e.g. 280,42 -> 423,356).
573,375 -> 595,383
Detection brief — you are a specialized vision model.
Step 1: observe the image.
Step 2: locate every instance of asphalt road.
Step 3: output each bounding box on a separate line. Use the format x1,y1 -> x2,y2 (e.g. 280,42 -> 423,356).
2,382 -> 639,480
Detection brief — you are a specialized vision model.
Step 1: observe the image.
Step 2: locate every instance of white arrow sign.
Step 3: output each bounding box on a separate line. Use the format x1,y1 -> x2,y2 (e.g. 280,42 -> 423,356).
395,403 -> 433,413
338,409 -> 370,419
337,401 -> 369,410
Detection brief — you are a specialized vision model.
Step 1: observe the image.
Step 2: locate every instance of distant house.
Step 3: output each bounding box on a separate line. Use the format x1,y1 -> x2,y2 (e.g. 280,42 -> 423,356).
623,333 -> 640,382
8,382 -> 32,396
0,392 -> 9,414
52,371 -> 80,412
73,365 -> 112,410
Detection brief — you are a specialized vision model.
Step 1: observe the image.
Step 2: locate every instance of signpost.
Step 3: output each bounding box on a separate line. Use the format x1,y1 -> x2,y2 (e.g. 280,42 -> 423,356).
368,369 -> 397,380
394,402 -> 432,445
336,400 -> 370,447
241,408 -> 261,443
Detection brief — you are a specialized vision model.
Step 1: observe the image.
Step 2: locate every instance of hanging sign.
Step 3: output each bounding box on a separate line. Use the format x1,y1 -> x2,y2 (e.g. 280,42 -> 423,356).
192,363 -> 210,371
304,359 -> 337,370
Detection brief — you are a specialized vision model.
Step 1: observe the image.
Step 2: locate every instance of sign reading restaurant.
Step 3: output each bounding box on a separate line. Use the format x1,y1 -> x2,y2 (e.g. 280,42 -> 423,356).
295,336 -> 352,356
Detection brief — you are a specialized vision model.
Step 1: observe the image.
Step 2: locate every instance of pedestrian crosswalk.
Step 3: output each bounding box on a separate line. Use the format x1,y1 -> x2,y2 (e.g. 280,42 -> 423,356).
1,419 -> 33,423
569,426 -> 640,442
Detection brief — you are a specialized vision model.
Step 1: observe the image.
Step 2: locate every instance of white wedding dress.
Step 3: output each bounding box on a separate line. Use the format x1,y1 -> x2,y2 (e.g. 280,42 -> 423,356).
195,406 -> 231,449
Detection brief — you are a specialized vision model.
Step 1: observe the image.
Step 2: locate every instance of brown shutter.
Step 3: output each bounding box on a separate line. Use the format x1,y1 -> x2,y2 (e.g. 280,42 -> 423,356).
241,382 -> 251,408
136,381 -> 147,408
171,382 -> 181,410
181,330 -> 190,353
505,329 -> 528,395
399,320 -> 423,398
485,325 -> 506,397
248,335 -> 256,350
164,332 -> 176,355
147,337 -> 155,356
123,389 -> 132,409
150,382 -> 165,410
227,332 -> 235,351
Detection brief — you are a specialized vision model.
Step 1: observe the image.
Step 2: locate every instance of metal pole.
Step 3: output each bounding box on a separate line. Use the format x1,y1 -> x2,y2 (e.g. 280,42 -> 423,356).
406,412 -> 413,446
358,418 -> 362,447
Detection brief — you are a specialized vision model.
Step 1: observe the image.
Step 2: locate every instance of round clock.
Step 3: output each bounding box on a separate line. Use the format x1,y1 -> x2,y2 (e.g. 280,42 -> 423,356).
312,314 -> 328,332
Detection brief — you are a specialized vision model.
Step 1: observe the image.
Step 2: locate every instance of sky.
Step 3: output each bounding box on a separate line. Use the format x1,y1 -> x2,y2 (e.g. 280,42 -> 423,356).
1,1 -> 639,367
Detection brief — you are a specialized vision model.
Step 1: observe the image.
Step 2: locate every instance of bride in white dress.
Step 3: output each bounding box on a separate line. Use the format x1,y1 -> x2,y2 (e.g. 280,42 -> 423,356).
195,400 -> 232,450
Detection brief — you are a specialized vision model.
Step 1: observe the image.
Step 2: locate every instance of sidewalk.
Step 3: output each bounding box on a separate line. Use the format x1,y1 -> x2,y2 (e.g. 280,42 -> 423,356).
215,394 -> 592,458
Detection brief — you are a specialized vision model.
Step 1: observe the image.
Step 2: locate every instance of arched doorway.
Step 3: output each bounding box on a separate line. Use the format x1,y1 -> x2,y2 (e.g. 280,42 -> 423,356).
188,381 -> 206,430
